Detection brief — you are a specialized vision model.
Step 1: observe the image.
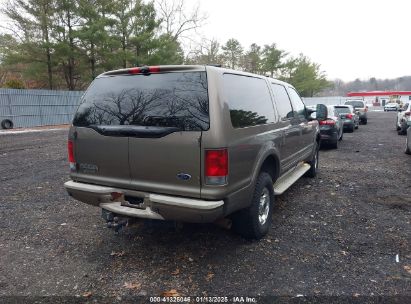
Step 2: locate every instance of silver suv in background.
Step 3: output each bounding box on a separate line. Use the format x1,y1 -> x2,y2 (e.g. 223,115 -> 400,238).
335,105 -> 359,132
345,100 -> 368,124
64,65 -> 328,239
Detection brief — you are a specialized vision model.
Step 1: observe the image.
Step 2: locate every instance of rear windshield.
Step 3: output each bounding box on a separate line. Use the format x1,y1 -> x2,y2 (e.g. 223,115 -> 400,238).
335,106 -> 351,114
73,72 -> 209,131
345,101 -> 364,108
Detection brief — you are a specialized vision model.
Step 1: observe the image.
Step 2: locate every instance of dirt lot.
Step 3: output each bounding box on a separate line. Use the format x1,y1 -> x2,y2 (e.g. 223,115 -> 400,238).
0,111 -> 410,301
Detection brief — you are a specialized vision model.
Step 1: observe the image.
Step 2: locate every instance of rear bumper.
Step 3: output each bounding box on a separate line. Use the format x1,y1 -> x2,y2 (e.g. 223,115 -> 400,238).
64,180 -> 224,223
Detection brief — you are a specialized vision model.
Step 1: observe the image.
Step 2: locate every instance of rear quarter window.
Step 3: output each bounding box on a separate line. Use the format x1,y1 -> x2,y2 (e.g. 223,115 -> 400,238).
223,74 -> 275,128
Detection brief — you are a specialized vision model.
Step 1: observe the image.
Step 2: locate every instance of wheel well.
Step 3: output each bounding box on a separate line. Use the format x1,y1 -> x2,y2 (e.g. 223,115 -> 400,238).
260,156 -> 279,182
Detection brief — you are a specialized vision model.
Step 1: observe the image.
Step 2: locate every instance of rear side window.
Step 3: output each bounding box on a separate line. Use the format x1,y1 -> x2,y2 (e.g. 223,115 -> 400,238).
223,74 -> 275,128
271,83 -> 294,120
287,88 -> 306,119
73,72 -> 209,131
327,106 -> 336,118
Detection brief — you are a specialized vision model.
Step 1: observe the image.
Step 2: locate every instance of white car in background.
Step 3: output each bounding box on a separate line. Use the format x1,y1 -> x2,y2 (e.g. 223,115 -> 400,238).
385,102 -> 400,111
396,102 -> 411,135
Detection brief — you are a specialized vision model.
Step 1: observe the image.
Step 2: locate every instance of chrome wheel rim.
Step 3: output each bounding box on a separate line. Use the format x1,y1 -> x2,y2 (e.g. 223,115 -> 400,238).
258,188 -> 270,225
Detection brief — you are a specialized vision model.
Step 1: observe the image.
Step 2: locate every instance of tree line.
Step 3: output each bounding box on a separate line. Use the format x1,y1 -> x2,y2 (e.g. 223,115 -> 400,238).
0,0 -> 330,97
321,76 -> 411,96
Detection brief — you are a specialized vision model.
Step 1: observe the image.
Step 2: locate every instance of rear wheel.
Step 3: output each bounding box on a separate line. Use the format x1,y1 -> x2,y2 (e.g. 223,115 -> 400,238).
305,144 -> 319,178
398,122 -> 407,135
405,134 -> 411,155
362,118 -> 367,125
348,125 -> 354,133
232,172 -> 274,240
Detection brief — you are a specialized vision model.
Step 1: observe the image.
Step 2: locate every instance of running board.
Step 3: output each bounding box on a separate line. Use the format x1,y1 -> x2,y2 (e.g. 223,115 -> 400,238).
273,163 -> 311,195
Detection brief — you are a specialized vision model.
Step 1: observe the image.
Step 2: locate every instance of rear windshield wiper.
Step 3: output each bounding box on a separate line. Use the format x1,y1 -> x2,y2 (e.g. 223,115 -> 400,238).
89,125 -> 182,138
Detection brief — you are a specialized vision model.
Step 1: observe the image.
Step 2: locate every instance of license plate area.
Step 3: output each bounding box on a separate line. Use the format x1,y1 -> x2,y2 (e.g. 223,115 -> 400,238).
121,195 -> 146,209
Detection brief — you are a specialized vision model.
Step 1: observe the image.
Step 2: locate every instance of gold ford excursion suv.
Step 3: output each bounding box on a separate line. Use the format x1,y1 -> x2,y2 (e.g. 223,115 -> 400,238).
64,65 -> 327,239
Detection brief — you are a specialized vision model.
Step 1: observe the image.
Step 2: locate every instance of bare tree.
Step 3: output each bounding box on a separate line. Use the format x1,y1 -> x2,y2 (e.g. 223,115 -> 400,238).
156,0 -> 207,42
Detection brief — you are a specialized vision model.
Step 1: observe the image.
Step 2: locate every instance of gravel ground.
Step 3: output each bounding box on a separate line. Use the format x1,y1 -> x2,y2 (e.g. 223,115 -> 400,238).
0,111 -> 410,301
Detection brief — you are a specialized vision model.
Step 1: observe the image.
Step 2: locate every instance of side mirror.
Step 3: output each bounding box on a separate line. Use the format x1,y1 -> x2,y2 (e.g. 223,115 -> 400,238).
316,104 -> 328,121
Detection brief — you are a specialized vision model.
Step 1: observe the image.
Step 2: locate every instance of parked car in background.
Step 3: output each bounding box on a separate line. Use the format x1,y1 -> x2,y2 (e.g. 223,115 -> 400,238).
317,105 -> 343,149
64,65 -> 329,240
345,100 -> 368,124
335,105 -> 359,132
405,127 -> 411,154
396,102 -> 411,135
384,102 -> 400,112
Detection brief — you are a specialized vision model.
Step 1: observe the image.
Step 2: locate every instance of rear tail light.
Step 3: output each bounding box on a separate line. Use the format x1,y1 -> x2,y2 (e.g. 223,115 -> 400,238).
346,113 -> 353,119
365,106 -> 368,112
128,66 -> 160,74
205,149 -> 228,185
319,119 -> 336,126
405,111 -> 410,117
68,140 -> 76,171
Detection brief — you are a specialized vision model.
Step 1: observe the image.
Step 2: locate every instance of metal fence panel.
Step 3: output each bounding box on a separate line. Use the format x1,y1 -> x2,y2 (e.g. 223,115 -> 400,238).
0,89 -> 83,128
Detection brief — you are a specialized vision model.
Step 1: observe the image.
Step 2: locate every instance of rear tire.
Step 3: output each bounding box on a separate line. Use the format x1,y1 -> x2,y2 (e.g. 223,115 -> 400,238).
305,144 -> 319,178
398,123 -> 407,135
405,134 -> 411,155
232,172 -> 274,240
330,136 -> 338,149
348,125 -> 354,133
362,119 -> 367,125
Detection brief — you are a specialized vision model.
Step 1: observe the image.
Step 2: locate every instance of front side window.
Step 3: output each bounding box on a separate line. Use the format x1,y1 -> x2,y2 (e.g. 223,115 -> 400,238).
270,83 -> 294,119
287,87 -> 306,119
223,74 -> 275,128
73,72 -> 209,131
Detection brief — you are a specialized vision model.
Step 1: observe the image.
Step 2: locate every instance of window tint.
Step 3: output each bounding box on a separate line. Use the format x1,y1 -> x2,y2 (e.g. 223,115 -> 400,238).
345,101 -> 364,108
223,74 -> 275,128
73,72 -> 209,131
271,83 -> 294,119
287,88 -> 306,119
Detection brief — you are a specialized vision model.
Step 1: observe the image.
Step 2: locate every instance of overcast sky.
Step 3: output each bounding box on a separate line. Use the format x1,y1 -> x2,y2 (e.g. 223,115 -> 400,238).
0,0 -> 409,81
199,0 -> 411,81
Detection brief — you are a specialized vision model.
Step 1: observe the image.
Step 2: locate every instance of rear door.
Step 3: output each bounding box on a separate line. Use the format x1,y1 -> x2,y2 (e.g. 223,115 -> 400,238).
270,83 -> 301,170
71,69 -> 209,198
128,71 -> 208,198
287,87 -> 315,158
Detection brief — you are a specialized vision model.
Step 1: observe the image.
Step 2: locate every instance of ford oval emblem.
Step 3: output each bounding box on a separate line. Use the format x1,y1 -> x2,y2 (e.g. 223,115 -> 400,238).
177,173 -> 192,181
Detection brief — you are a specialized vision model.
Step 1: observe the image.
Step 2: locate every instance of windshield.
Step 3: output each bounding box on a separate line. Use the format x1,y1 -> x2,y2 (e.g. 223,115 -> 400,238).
73,72 -> 209,131
345,101 -> 364,108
